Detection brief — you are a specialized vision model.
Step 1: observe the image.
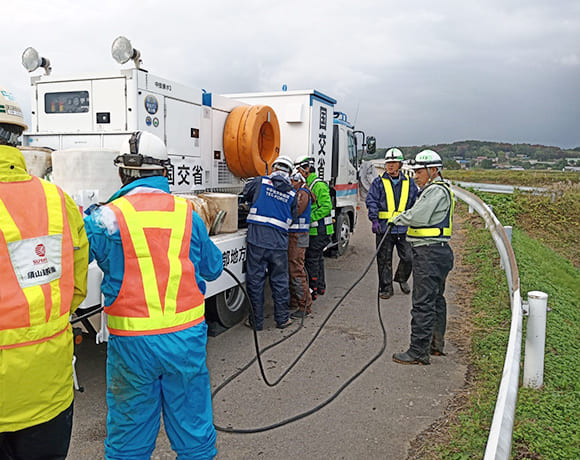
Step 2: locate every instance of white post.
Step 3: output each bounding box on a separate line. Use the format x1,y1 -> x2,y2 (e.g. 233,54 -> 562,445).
523,291 -> 548,389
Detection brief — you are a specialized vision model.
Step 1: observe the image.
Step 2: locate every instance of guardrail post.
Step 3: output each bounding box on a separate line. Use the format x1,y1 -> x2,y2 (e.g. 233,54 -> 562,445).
523,291 -> 548,389
503,226 -> 512,244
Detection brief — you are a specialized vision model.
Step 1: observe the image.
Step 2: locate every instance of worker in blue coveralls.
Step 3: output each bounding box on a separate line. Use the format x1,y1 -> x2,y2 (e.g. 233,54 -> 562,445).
241,155 -> 298,331
365,148 -> 418,299
84,131 -> 223,459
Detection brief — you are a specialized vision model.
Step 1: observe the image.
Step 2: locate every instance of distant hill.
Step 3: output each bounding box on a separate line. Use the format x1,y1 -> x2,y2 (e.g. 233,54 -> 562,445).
363,140 -> 580,170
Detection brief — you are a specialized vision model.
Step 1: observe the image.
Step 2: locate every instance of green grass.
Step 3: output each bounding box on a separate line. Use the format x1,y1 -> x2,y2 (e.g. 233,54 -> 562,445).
457,188 -> 580,268
427,215 -> 580,459
445,169 -> 580,187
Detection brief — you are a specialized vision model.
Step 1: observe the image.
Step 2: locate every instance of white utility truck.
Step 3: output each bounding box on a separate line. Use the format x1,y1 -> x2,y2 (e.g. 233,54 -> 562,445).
20,38 -> 372,333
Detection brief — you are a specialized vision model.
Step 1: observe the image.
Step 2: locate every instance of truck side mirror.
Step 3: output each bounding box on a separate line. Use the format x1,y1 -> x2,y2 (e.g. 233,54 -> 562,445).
366,136 -> 376,155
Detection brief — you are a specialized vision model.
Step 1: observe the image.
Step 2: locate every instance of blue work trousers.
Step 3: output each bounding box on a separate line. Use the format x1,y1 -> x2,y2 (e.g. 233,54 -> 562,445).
409,243 -> 454,358
105,324 -> 217,460
246,242 -> 290,329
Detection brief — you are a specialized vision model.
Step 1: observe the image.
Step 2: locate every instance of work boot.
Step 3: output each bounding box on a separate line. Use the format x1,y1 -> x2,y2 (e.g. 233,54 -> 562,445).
291,310 -> 311,319
311,288 -> 318,301
399,281 -> 411,294
380,290 -> 393,300
276,318 -> 294,329
392,351 -> 430,365
430,349 -> 446,356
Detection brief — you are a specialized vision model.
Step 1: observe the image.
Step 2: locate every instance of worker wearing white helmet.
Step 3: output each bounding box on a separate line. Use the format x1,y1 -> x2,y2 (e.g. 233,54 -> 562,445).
365,148 -> 418,299
0,86 -> 89,459
288,167 -> 313,319
241,154 -> 298,330
84,131 -> 223,458
295,154 -> 334,301
390,149 -> 455,365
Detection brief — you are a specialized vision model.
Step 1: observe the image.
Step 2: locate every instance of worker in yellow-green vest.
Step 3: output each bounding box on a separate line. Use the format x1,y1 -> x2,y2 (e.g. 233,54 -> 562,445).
365,148 -> 418,299
0,86 -> 88,460
83,131 -> 223,459
391,149 -> 455,365
295,155 -> 334,301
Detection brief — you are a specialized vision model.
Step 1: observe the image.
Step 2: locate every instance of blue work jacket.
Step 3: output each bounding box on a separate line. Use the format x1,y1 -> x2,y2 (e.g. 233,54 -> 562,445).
242,172 -> 298,250
366,172 -> 418,234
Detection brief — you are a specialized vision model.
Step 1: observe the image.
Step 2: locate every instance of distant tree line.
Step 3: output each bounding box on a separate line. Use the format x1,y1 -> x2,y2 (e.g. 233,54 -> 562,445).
363,140 -> 580,170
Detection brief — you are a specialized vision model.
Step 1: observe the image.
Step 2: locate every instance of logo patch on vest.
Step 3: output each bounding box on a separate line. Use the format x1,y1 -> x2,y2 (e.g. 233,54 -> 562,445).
7,235 -> 63,288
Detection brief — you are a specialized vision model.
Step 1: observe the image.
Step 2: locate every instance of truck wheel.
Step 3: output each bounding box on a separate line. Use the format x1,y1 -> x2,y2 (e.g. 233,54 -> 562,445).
213,285 -> 249,328
336,212 -> 351,256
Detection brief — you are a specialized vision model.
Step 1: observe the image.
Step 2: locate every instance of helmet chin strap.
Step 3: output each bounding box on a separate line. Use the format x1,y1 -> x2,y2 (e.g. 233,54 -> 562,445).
425,166 -> 442,185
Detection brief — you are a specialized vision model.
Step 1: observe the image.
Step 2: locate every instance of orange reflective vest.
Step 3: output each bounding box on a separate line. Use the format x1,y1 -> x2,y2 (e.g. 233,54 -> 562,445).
0,176 -> 75,349
105,193 -> 205,336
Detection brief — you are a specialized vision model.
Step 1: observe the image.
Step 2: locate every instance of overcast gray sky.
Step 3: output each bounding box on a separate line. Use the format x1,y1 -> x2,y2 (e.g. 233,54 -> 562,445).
3,0 -> 579,148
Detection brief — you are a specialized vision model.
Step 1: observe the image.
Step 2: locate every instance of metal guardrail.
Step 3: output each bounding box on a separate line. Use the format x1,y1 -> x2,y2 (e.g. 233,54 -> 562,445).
452,181 -> 547,195
451,185 -> 522,460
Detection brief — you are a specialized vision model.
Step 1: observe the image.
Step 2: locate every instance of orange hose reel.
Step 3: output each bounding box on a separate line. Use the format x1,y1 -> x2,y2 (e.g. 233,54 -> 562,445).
223,105 -> 281,178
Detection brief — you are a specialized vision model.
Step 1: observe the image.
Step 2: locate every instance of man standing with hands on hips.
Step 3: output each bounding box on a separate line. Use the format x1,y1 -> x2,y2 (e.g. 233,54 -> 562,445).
366,148 -> 418,299
390,150 -> 454,365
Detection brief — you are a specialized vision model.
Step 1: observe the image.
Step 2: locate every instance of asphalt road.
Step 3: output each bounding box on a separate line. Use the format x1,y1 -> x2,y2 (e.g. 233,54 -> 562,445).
69,218 -> 466,459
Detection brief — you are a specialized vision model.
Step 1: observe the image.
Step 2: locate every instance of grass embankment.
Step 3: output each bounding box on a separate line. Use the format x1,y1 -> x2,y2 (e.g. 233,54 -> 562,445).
413,172 -> 579,459
424,215 -> 579,459
445,170 -> 580,267
445,169 -> 580,187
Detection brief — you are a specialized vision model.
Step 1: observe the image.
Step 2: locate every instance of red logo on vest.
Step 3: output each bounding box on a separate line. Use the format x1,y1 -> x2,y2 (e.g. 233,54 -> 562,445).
35,244 -> 46,257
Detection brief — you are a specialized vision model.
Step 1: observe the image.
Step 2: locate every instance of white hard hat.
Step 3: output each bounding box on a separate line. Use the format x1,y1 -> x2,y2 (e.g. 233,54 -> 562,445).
114,131 -> 170,170
410,149 -> 443,169
0,86 -> 28,135
294,154 -> 314,169
291,170 -> 305,183
385,148 -> 404,163
272,155 -> 294,173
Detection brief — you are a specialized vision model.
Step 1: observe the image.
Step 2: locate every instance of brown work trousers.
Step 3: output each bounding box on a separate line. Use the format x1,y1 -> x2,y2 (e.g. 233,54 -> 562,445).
288,233 -> 312,313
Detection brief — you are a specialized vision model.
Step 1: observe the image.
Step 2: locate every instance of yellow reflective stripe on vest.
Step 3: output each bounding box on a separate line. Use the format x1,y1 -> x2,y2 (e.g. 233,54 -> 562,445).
406,226 -> 453,237
109,197 -> 204,331
0,180 -> 69,348
378,177 -> 409,219
407,183 -> 454,238
41,180 -> 64,322
107,303 -> 205,333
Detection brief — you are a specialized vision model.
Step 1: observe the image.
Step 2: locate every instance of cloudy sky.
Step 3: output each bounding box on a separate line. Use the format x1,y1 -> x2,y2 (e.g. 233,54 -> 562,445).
3,0 -> 579,148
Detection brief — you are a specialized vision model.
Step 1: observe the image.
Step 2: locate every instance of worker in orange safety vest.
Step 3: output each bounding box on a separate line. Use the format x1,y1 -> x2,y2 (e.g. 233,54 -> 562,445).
0,85 -> 88,460
83,131 -> 223,459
